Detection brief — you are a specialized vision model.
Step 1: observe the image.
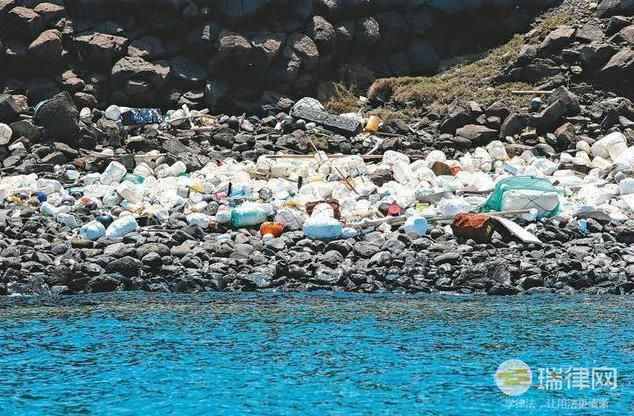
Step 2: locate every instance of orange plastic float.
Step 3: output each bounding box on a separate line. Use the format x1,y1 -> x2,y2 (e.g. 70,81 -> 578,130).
259,222 -> 284,237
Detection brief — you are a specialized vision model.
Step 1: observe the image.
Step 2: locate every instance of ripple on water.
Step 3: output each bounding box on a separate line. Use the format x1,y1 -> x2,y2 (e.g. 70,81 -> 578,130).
0,292 -> 633,415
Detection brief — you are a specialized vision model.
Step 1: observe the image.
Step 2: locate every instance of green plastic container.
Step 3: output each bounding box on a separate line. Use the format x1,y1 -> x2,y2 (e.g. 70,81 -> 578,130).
480,176 -> 561,218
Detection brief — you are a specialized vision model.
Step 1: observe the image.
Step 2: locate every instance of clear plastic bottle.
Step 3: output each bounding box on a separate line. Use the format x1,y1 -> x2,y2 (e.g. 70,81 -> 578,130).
274,208 -> 305,230
133,163 -> 154,178
187,213 -> 210,228
215,205 -> 232,224
105,216 -> 139,238
105,105 -> 122,121
56,213 -> 80,228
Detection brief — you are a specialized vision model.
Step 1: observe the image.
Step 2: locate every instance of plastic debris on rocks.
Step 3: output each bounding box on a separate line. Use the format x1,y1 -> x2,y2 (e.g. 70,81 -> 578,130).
3,103 -> 634,245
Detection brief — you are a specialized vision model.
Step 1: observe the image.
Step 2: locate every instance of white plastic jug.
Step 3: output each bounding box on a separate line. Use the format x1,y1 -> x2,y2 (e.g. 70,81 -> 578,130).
0,123 -> 12,144
615,147 -> 634,167
37,179 -> 63,195
101,161 -> 127,185
116,181 -> 144,205
591,132 -> 627,160
102,189 -> 122,208
500,190 -> 559,215
486,141 -> 509,161
619,178 -> 634,195
303,215 -> 343,240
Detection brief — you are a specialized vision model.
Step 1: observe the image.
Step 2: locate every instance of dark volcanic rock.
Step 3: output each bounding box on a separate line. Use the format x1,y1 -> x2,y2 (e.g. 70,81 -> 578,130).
106,256 -> 142,277
32,92 -> 80,145
87,275 -> 121,293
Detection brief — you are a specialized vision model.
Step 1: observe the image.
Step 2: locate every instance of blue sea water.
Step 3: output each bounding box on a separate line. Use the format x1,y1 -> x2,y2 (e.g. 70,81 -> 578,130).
0,293 -> 632,415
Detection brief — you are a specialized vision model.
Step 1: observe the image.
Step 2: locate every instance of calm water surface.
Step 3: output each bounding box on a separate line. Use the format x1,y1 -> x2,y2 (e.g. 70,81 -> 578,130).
0,293 -> 632,415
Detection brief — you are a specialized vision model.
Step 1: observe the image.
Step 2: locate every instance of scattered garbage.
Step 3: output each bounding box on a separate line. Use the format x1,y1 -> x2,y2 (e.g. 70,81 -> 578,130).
104,105 -> 162,125
4,96 -> 634,249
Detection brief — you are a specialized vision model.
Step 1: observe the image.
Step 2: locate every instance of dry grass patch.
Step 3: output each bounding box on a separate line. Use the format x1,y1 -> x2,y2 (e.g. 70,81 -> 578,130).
364,10 -> 575,111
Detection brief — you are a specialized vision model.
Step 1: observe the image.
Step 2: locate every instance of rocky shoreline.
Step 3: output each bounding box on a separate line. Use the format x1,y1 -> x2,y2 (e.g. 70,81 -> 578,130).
4,0 -> 634,298
4,209 -> 634,297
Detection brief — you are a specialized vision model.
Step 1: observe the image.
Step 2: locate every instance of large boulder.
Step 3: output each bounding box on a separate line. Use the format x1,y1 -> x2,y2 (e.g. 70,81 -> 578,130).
169,56 -> 207,88
376,11 -> 410,50
250,32 -> 286,65
210,31 -> 265,81
128,36 -> 166,60
597,0 -> 634,17
308,16 -> 336,55
106,256 -> 142,277
354,17 -> 381,49
287,32 -> 320,71
215,0 -> 273,19
74,32 -> 128,66
7,6 -> 42,38
28,29 -> 63,63
33,2 -> 65,24
0,94 -> 27,123
0,0 -> 16,17
531,87 -> 580,132
32,91 -> 80,145
601,47 -> 634,82
539,26 -> 575,55
456,124 -> 498,145
111,56 -> 170,88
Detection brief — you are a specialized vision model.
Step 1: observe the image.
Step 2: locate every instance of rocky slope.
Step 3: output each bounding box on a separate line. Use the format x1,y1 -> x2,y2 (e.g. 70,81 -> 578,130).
1,0 -> 558,113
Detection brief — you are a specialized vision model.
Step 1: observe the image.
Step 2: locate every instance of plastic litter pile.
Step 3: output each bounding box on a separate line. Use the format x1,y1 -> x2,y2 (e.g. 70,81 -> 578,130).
2,129 -> 634,242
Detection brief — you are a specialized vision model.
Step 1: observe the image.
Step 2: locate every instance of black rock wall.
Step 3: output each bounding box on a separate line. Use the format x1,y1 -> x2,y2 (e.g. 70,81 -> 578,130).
0,0 -> 560,113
